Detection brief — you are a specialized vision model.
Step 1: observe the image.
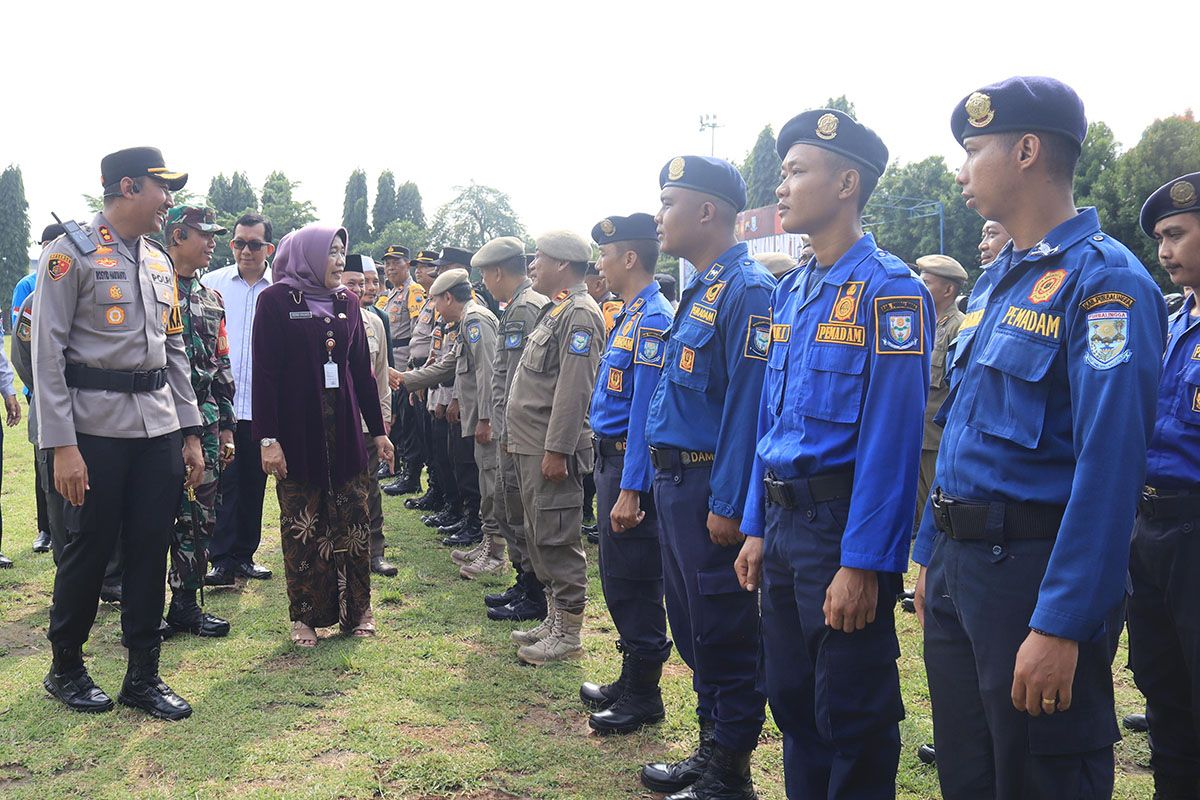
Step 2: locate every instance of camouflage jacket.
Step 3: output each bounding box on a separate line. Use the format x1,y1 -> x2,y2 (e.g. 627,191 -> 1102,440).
176,273 -> 236,431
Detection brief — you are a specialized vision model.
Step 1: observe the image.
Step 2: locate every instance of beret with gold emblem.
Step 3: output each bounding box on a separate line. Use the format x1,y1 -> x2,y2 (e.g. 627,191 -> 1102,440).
1140,172 -> 1200,237
950,76 -> 1087,149
536,230 -> 592,263
658,155 -> 747,212
776,109 -> 889,179
472,236 -> 526,268
591,213 -> 658,245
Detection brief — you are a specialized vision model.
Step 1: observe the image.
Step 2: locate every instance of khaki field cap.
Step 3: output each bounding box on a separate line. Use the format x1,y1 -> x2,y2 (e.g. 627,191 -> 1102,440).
536,230 -> 591,263
915,254 -> 968,284
472,236 -> 525,268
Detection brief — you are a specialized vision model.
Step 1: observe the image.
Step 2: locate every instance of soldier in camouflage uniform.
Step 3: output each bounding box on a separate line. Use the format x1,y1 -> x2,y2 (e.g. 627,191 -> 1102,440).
162,206 -> 236,638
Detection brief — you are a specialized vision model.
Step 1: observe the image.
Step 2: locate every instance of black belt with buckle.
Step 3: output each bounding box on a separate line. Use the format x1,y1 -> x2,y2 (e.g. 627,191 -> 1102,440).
65,363 -> 168,393
393,336 -> 412,348
650,446 -> 715,471
764,471 -> 853,509
594,436 -> 627,458
931,488 -> 1064,541
1140,488 -> 1200,521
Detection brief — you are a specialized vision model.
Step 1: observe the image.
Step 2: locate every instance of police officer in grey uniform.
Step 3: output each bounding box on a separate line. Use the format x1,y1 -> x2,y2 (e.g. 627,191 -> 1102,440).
476,237 -> 551,622
34,147 -> 205,720
506,230 -> 606,665
392,250 -> 442,503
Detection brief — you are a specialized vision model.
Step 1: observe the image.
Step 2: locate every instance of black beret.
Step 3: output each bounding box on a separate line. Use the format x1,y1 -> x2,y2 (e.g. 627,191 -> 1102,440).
435,246 -> 475,267
659,155 -> 747,212
1140,172 -> 1200,237
776,109 -> 889,179
40,223 -> 66,244
950,76 -> 1087,148
585,261 -> 599,276
100,146 -> 187,193
591,213 -> 658,245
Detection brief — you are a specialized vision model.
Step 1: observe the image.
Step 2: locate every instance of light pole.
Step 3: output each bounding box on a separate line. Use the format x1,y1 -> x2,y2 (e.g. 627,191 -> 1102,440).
699,114 -> 722,156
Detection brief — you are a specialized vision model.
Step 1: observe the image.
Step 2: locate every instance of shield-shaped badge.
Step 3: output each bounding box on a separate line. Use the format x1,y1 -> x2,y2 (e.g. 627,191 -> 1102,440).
889,313 -> 913,346
1085,311 -> 1131,370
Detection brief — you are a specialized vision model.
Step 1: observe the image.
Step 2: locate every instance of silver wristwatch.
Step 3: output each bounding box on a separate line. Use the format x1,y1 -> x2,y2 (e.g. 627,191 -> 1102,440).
260,438 -> 277,447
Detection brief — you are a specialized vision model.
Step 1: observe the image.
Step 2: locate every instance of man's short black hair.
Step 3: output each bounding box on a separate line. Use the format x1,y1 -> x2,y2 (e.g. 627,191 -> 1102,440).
826,151 -> 879,213
999,130 -> 1080,183
234,212 -> 273,243
447,283 -> 473,303
497,253 -> 527,275
568,260 -> 589,277
629,239 -> 660,273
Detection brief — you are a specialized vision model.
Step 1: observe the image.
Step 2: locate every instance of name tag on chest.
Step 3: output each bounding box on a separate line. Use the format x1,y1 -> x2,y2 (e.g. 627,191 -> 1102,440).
324,361 -> 339,388
290,311 -> 313,320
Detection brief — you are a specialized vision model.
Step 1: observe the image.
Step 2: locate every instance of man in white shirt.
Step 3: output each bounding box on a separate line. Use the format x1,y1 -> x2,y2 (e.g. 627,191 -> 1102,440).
200,213 -> 274,585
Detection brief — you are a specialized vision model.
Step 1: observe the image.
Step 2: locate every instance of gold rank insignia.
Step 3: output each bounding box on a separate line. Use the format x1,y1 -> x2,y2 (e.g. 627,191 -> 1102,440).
966,92 -> 995,128
600,219 -> 616,237
1171,180 -> 1198,208
108,284 -> 123,300
668,157 -> 686,181
816,113 -> 839,140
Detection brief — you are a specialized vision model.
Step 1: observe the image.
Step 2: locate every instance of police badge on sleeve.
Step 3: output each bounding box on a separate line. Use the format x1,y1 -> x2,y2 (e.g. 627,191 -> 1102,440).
874,297 -> 925,354
1085,311 -> 1131,370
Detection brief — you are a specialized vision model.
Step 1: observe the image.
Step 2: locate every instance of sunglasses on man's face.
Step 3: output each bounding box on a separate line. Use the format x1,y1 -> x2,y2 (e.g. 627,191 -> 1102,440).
232,239 -> 269,252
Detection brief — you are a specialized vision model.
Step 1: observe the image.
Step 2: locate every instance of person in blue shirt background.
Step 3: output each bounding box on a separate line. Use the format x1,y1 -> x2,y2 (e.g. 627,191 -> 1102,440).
912,76 -> 1168,800
734,108 -> 932,800
639,155 -> 774,800
579,213 -> 675,737
1126,172 -> 1200,800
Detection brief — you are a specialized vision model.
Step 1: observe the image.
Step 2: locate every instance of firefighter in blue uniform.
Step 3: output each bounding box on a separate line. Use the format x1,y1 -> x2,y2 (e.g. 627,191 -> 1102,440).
735,109 -> 932,800
1126,172 -> 1200,800
640,156 -> 774,800
580,213 -> 675,735
912,76 -> 1168,800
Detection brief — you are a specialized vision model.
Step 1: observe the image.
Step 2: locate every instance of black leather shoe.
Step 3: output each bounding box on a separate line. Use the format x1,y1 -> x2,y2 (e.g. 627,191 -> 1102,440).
425,509 -> 463,529
442,523 -> 483,548
901,597 -> 916,613
663,744 -> 756,800
33,530 -> 52,553
375,462 -> 394,480
641,718 -> 716,793
43,644 -> 113,713
437,517 -> 467,536
405,489 -> 443,510
204,565 -> 235,586
235,562 -> 272,580
165,592 -> 230,637
487,593 -> 548,622
581,645 -> 633,710
590,658 -> 665,734
0,552 -> 12,568
1123,712 -> 1149,733
99,582 -> 123,604
484,575 -> 524,608
371,556 -> 398,577
584,526 -> 600,545
917,744 -> 936,764
158,618 -> 176,641
118,646 -> 192,721
383,474 -> 422,496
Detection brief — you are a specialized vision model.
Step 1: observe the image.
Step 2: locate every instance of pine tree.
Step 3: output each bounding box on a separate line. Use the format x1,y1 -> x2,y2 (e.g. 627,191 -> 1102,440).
396,181 -> 426,228
740,126 -> 781,210
262,171 -> 317,240
372,171 -> 400,234
342,169 -> 371,246
0,165 -> 31,333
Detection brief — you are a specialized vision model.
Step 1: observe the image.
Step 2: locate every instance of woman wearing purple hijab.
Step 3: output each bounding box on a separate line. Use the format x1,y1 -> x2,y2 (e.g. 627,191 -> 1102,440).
252,224 -> 395,647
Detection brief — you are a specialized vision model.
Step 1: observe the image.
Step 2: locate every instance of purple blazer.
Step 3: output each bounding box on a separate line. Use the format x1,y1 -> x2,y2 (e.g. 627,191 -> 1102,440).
252,284 -> 385,489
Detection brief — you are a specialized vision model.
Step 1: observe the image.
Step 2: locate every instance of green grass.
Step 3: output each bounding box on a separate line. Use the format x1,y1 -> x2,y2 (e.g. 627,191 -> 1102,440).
0,352 -> 1157,798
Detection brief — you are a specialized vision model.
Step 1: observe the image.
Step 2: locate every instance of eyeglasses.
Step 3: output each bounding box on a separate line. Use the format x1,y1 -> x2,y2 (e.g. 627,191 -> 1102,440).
232,239 -> 269,252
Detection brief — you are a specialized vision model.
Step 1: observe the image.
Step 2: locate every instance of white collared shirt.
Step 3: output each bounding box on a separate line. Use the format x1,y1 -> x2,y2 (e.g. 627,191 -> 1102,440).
201,264 -> 272,420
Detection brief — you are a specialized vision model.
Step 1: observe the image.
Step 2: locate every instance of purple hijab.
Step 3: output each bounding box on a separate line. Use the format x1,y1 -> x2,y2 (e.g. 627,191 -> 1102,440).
272,224 -> 347,316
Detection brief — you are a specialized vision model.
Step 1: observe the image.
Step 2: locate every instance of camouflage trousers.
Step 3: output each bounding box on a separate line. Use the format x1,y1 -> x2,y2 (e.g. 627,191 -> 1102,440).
170,424 -> 222,591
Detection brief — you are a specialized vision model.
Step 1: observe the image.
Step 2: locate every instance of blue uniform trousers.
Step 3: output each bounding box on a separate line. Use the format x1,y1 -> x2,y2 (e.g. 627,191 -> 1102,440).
595,451 -> 670,663
654,461 -> 764,751
1128,509 -> 1200,784
924,533 -> 1121,800
761,497 -> 903,800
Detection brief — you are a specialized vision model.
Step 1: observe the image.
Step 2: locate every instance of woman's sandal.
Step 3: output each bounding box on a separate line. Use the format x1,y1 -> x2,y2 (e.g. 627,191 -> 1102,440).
291,620 -> 318,648
351,610 -> 376,638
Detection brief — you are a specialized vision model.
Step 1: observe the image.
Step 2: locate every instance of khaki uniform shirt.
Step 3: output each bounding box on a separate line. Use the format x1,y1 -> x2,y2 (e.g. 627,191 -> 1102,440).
451,301 -> 499,435
32,212 -> 202,448
491,279 -> 549,447
384,279 -> 425,365
360,306 -> 392,434
923,303 -> 965,451
506,283 -> 605,456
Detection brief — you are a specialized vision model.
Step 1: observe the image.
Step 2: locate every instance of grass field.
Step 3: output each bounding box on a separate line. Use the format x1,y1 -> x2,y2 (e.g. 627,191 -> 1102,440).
0,362 -> 1158,798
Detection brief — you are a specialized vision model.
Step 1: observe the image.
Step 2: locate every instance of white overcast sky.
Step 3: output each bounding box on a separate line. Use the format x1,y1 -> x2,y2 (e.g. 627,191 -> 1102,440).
3,0 -> 1198,256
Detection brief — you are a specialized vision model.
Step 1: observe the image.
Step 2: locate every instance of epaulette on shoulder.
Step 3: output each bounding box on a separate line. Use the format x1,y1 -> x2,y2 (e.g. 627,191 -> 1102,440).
1083,231 -> 1140,272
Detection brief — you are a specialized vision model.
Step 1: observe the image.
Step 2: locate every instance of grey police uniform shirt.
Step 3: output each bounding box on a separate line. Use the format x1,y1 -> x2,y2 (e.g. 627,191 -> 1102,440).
491,279 -> 549,447
32,212 -> 202,448
451,301 -> 499,436
12,292 -> 36,444
408,295 -> 436,366
403,315 -> 458,405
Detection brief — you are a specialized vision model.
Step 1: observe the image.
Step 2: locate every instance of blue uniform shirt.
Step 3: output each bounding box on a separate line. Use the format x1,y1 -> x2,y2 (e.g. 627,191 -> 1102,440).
1145,293 -> 1200,490
11,272 -> 35,331
913,208 -> 1167,641
590,280 -> 674,493
646,242 -> 775,519
742,233 -> 934,574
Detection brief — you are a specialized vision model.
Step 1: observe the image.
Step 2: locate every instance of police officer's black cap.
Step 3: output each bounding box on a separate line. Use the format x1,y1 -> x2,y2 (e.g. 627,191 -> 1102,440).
585,261 -> 599,276
435,246 -> 475,267
950,76 -> 1087,149
381,245 -> 410,260
659,155 -> 747,212
776,109 -> 889,179
100,147 -> 188,194
40,223 -> 66,244
1140,172 -> 1200,238
591,213 -> 658,246
524,253 -> 535,267
411,249 -> 440,267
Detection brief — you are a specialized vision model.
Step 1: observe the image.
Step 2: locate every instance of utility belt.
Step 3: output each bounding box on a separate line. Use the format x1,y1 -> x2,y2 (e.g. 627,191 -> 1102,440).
650,446 -> 715,471
408,355 -> 427,369
593,436 -> 627,459
1139,487 -> 1200,521
392,336 -> 411,348
65,364 -> 167,393
931,488 -> 1064,541
763,470 -> 853,509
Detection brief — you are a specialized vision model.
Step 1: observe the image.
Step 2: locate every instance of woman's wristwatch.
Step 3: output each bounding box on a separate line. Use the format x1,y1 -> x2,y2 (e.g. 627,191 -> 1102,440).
260,438 -> 278,447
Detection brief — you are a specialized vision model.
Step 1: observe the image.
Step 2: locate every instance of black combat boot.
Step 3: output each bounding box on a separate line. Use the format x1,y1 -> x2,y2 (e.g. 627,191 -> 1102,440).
1153,775 -> 1200,800
487,572 -> 548,622
442,513 -> 482,547
117,646 -> 192,720
664,744 -> 756,800
387,462 -> 423,495
424,506 -> 463,529
43,644 -> 113,713
641,718 -> 717,793
165,589 -> 230,637
589,656 -> 666,734
404,484 -> 443,509
485,569 -> 525,608
580,643 -> 633,710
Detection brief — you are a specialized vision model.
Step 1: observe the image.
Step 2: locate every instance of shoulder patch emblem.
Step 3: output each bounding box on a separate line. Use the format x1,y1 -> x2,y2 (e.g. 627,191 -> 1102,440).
635,327 -> 666,367
1028,269 -> 1067,304
48,253 -> 73,281
606,367 -> 624,394
1080,292 -> 1135,311
744,315 -> 771,361
875,296 -> 925,355
830,282 -> 864,323
216,319 -> 230,356
16,309 -> 32,342
703,263 -> 725,283
466,319 -> 482,343
568,328 -> 592,356
1086,310 -> 1131,370
703,281 -> 727,305
679,346 -> 695,373
374,294 -> 388,310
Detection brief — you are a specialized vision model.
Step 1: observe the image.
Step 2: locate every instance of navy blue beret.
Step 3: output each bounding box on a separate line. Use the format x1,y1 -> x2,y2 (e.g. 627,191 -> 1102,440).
950,76 -> 1087,148
776,109 -> 889,179
659,155 -> 747,212
1140,172 -> 1200,237
591,213 -> 658,245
